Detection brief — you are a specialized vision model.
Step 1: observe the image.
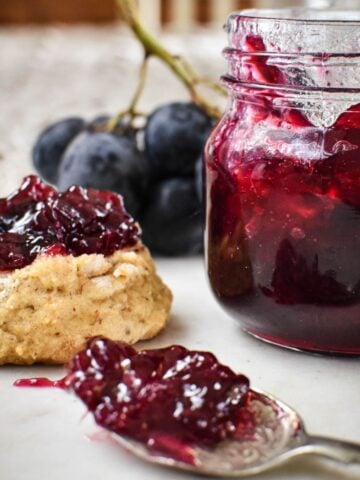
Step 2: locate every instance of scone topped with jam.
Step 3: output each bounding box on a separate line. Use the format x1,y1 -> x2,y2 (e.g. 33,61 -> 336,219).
0,176 -> 172,365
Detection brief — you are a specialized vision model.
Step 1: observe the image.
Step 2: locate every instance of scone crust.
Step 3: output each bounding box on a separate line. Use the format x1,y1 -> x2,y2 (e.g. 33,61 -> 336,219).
0,244 -> 172,365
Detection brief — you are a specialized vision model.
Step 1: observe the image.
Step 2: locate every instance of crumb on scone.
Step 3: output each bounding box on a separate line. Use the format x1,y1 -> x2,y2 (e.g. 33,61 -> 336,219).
0,244 -> 172,365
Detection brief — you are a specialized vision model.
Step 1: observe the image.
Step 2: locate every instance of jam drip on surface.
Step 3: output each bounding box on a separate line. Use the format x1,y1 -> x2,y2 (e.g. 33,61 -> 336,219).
0,175 -> 140,270
14,377 -> 67,389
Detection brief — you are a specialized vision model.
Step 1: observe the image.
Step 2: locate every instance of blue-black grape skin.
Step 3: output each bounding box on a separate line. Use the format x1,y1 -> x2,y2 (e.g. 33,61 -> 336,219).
141,178 -> 203,256
195,156 -> 204,203
32,117 -> 85,184
57,131 -> 149,218
144,102 -> 213,179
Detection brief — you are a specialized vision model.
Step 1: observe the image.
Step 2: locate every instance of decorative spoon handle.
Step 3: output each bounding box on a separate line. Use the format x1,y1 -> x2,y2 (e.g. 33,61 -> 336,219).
305,435 -> 360,465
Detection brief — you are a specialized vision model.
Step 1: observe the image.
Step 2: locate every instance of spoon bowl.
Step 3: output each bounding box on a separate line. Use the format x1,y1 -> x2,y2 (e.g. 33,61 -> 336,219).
110,388 -> 360,477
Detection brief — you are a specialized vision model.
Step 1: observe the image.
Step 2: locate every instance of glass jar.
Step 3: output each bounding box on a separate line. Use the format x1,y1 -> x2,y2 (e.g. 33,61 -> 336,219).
205,9 -> 360,354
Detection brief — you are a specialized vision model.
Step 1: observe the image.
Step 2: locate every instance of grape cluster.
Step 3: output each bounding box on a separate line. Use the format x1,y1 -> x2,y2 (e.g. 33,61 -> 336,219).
33,102 -> 212,255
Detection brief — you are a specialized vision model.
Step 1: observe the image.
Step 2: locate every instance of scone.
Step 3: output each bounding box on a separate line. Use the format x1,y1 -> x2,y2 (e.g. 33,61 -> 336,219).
0,176 -> 172,365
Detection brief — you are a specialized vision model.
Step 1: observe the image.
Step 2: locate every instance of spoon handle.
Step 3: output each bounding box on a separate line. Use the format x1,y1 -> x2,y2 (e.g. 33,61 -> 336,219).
306,435 -> 360,465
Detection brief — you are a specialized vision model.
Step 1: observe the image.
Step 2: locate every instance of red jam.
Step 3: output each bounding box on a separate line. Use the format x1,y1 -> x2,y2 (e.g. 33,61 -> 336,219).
0,175 -> 139,270
206,11 -> 360,354
66,338 -> 251,454
14,338 -> 253,463
14,377 -> 67,389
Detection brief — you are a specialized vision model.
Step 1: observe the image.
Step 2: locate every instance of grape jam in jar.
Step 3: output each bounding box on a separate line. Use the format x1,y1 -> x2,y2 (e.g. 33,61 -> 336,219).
205,9 -> 360,354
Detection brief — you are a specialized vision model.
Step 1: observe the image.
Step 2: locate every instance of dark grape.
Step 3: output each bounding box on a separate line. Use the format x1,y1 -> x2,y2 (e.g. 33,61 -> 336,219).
141,178 -> 203,255
57,131 -> 148,217
195,156 -> 204,203
144,102 -> 213,179
32,117 -> 85,184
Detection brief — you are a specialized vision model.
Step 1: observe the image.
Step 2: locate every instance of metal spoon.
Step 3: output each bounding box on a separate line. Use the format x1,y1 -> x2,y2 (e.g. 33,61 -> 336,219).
110,388 -> 360,477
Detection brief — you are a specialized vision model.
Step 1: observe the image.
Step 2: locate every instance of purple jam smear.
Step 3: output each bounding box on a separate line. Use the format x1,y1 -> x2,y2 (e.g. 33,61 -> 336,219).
0,175 -> 140,270
67,338 -> 251,454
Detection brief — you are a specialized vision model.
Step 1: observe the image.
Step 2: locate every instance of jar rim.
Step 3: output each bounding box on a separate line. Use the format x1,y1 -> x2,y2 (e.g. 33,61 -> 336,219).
228,8 -> 360,25
226,8 -> 360,56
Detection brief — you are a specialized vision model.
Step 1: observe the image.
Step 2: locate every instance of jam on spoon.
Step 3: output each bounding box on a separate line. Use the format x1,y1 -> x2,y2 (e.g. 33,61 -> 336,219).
14,337 -> 360,474
0,175 -> 139,270
67,338 -> 252,460
15,337 -> 252,463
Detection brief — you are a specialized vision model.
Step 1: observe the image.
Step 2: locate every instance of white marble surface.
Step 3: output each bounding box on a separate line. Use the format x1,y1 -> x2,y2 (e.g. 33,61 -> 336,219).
0,257 -> 359,480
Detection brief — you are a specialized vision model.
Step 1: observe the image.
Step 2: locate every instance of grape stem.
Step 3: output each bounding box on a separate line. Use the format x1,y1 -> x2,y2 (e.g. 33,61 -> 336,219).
107,53 -> 149,131
115,0 -> 225,121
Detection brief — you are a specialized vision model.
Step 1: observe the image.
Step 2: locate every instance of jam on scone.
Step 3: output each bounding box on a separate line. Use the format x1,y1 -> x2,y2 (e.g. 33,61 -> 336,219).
0,174 -> 140,269
0,176 -> 172,365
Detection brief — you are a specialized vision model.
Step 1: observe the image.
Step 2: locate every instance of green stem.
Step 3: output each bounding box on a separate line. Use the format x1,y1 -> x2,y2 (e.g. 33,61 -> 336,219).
108,54 -> 149,131
116,0 -> 225,118
128,54 -> 149,113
